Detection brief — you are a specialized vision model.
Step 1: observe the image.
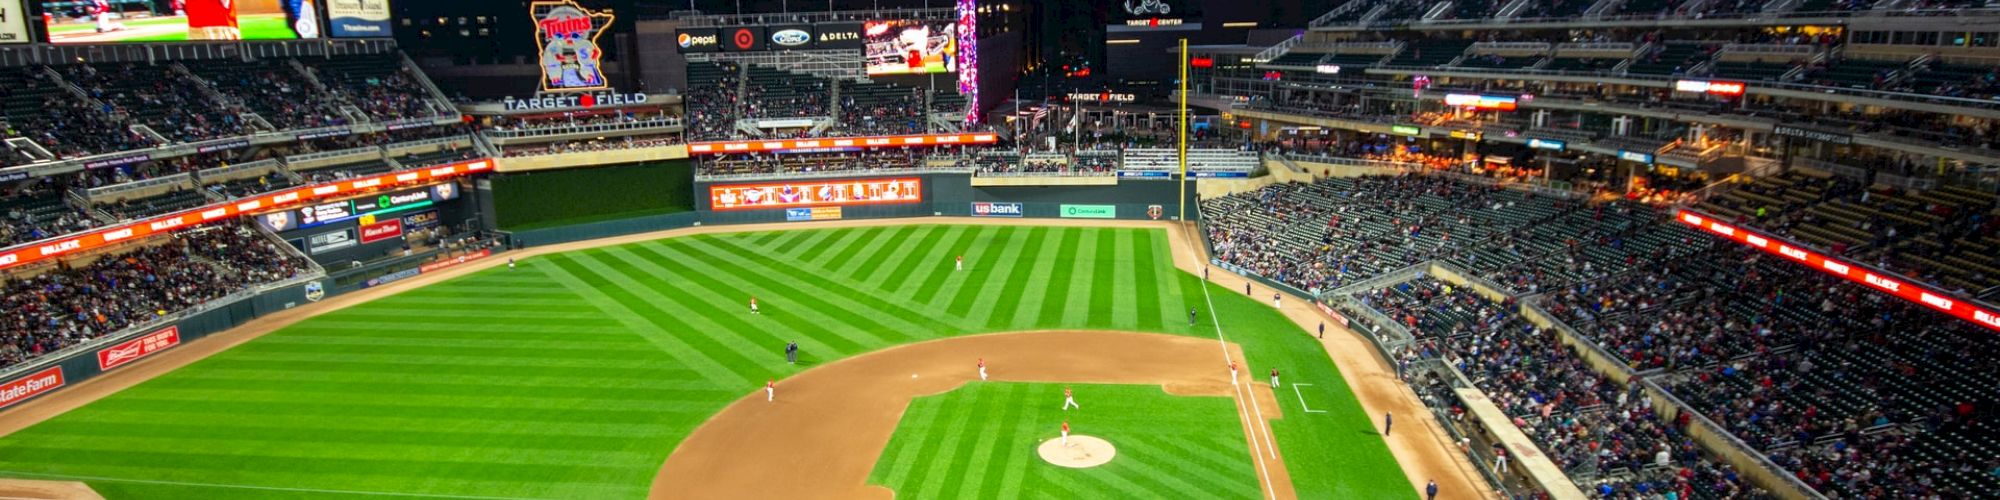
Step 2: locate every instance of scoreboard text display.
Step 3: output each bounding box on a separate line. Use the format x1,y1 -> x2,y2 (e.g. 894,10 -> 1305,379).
709,178 -> 922,211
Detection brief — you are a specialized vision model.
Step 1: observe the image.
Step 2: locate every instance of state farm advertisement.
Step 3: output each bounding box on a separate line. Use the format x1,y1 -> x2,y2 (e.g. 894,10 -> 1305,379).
97,327 -> 181,371
0,366 -> 63,410
709,178 -> 922,211
359,219 -> 405,244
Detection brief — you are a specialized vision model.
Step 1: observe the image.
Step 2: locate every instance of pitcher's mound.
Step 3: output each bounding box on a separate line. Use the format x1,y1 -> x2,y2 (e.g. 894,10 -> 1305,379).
1037,435 -> 1116,468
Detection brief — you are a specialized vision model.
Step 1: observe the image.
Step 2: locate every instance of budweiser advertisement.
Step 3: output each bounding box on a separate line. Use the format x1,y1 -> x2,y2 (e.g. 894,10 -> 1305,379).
1676,210 -> 2000,333
0,159 -> 492,273
0,366 -> 62,410
686,133 -> 998,155
97,327 -> 182,371
710,178 -> 922,211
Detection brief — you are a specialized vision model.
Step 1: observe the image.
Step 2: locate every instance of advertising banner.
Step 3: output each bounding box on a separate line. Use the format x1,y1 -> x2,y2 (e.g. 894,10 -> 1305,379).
1060,205 -> 1117,219
41,0 -> 321,43
767,24 -> 813,50
532,0 -> 614,92
0,0 -> 31,44
308,229 -> 357,254
359,218 -> 404,244
687,133 -> 997,155
863,19 -> 956,75
710,178 -> 921,211
971,202 -> 1023,217
676,27 -> 719,53
814,22 -> 862,49
785,207 -> 843,222
420,248 -> 493,273
326,0 -> 391,38
723,26 -> 765,52
403,209 -> 441,229
0,158 -> 491,273
97,326 -> 180,371
0,366 -> 60,410
363,267 -> 421,288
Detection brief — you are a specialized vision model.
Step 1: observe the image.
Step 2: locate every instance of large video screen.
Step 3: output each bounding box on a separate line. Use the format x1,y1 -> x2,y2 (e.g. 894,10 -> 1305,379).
709,178 -> 922,211
863,19 -> 955,76
41,0 -> 322,43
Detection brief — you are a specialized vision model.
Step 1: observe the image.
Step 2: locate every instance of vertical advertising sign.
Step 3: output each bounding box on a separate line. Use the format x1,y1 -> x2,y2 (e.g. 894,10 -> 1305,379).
0,0 -> 29,44
327,0 -> 392,38
532,0 -> 614,92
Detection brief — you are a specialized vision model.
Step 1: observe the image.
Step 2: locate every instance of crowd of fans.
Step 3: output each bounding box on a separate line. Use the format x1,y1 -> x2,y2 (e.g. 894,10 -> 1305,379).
1362,278 -> 1768,498
502,134 -> 682,158
0,223 -> 306,367
699,147 -> 927,176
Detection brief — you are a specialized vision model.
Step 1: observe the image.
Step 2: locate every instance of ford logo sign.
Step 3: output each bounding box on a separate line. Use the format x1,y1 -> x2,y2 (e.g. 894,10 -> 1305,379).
771,29 -> 811,47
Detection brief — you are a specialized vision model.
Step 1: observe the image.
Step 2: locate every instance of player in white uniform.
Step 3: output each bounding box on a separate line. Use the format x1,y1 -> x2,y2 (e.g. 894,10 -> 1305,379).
1060,421 -> 1070,447
750,297 -> 760,314
1062,387 -> 1079,410
955,255 -> 963,271
977,358 -> 987,381
765,379 -> 775,401
1228,360 -> 1238,385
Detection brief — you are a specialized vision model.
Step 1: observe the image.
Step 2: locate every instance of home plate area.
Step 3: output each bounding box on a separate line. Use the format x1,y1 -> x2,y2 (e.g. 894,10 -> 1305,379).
1037,435 -> 1117,468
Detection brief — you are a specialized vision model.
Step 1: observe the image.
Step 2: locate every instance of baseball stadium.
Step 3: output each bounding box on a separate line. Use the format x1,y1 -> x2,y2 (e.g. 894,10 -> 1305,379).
0,0 -> 1997,499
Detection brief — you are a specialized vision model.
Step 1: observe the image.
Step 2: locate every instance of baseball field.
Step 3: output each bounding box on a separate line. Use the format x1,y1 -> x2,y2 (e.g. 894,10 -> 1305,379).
0,222 -> 1417,499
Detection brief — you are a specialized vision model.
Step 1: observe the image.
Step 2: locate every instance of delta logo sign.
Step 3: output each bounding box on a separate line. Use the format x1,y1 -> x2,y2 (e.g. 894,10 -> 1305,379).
533,0 -> 615,92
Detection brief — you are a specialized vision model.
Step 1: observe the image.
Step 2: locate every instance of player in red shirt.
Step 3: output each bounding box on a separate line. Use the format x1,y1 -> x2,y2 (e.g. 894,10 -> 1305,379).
765,379 -> 775,401
1059,421 -> 1070,447
184,0 -> 241,40
92,0 -> 125,33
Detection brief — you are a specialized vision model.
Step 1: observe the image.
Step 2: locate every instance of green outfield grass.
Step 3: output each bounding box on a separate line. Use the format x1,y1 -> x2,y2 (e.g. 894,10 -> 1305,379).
870,383 -> 1259,498
0,225 -> 1408,499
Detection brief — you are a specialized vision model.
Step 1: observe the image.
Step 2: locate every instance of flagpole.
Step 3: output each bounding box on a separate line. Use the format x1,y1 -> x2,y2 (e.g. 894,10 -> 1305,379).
1177,38 -> 1188,223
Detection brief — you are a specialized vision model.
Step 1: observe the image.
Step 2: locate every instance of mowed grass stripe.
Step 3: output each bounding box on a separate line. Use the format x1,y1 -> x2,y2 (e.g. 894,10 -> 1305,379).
616,245 -> 868,356
591,246 -> 831,361
876,226 -> 968,294
944,382 -> 1018,500
1006,227 -> 1067,327
652,240 -> 926,347
1129,230 -> 1166,331
904,381 -> 982,500
814,226 -> 886,270
979,226 -> 1046,326
834,225 -> 918,280
561,250 -> 776,378
682,237 -> 955,336
1034,228 -> 1085,328
749,230 -> 788,247
1081,229 -> 1118,328
913,225 -> 990,304
912,226 -> 988,300
778,227 -> 843,261
539,254 -> 747,387
944,226 -> 1020,319
620,244 -> 866,356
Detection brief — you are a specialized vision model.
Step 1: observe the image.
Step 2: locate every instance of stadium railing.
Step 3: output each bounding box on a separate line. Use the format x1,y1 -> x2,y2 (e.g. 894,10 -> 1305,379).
697,165 -> 974,182
485,118 -> 687,140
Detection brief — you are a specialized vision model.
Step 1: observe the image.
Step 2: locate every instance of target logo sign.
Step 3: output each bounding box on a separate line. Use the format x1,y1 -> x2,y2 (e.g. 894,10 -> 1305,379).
732,28 -> 757,50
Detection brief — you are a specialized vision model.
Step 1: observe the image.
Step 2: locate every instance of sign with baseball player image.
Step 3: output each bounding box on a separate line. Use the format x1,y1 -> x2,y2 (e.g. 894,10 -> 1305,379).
862,19 -> 955,76
531,0 -> 613,92
709,178 -> 922,211
42,0 -> 322,43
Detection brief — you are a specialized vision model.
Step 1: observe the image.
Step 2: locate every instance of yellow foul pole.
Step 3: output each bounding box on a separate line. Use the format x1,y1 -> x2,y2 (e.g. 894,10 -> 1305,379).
1178,38 -> 1188,222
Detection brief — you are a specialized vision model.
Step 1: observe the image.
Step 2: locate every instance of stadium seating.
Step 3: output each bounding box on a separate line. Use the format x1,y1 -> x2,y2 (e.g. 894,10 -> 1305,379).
65,63 -> 249,143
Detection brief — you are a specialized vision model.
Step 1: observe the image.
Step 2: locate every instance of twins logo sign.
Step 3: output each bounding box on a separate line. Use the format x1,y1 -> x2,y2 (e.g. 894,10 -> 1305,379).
1148,205 -> 1164,220
533,0 -> 615,92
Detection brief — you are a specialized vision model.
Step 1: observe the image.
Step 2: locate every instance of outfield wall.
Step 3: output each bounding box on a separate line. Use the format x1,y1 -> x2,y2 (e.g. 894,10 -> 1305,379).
690,174 -> 1200,225
0,277 -> 329,413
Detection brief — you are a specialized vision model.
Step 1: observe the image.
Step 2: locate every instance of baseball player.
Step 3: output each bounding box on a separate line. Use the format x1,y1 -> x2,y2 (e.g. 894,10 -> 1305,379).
1273,293 -> 1282,309
184,0 -> 242,40
1244,281 -> 1252,295
1318,321 -> 1325,338
750,296 -> 760,314
1062,387 -> 1079,410
1270,367 -> 1280,388
1203,266 -> 1210,281
1188,307 -> 1198,326
91,0 -> 124,33
1228,360 -> 1238,385
955,255 -> 963,271
1060,421 -> 1070,447
508,258 -> 516,270
785,341 -> 798,364
977,358 -> 987,381
765,379 -> 775,401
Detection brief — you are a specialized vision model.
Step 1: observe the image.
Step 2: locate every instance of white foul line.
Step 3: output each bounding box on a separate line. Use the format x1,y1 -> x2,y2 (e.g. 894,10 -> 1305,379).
0,470 -> 551,500
1188,224 -> 1280,500
1292,383 -> 1327,413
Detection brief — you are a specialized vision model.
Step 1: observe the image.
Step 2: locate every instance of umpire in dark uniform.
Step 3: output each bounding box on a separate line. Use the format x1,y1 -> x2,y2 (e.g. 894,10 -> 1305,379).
785,341 -> 798,364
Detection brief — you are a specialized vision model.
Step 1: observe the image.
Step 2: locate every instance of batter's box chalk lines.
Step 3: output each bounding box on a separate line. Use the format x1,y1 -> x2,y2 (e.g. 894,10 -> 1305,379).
1291,383 -> 1328,413
0,470 -> 555,500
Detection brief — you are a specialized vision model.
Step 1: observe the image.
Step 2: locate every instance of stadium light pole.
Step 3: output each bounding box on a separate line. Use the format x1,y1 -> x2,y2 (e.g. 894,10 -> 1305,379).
1177,38 -> 1188,223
